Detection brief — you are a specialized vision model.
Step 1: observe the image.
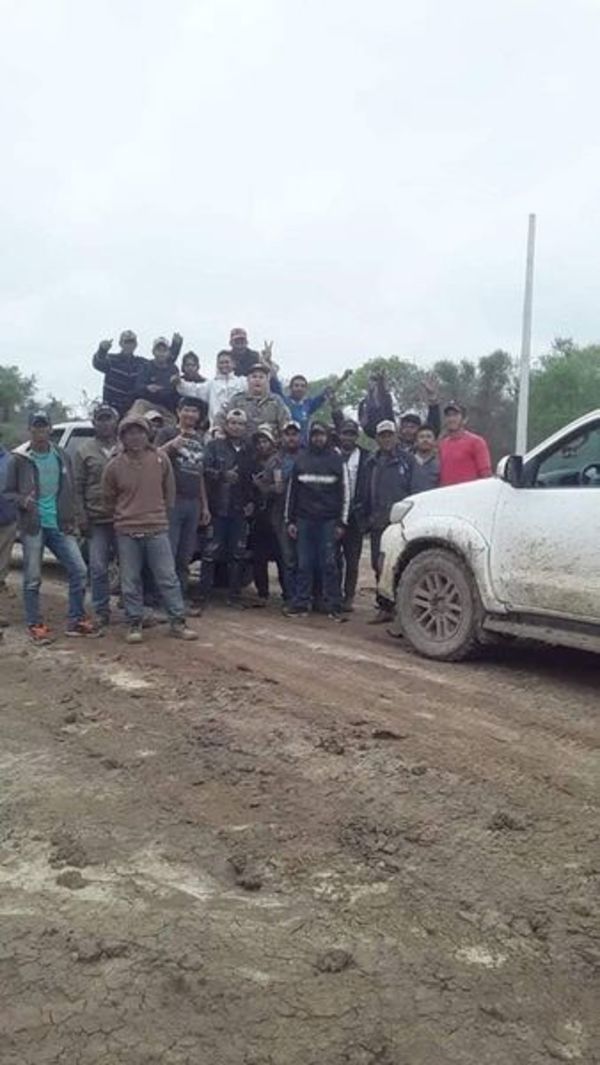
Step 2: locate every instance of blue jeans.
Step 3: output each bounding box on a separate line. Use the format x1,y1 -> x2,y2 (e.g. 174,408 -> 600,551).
89,523 -> 116,620
198,515 -> 248,600
22,527 -> 87,627
168,497 -> 200,594
117,531 -> 185,624
293,518 -> 341,612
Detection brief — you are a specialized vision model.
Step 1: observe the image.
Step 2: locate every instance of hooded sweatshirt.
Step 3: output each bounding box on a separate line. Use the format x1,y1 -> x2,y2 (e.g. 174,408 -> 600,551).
101,418 -> 175,534
285,443 -> 350,525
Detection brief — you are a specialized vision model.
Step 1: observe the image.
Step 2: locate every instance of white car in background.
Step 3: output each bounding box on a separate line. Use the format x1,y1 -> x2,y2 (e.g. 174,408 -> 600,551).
378,409 -> 600,660
14,420 -> 95,458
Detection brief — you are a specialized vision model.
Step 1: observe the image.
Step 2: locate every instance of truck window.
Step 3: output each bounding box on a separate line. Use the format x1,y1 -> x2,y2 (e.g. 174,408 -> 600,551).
533,423 -> 600,487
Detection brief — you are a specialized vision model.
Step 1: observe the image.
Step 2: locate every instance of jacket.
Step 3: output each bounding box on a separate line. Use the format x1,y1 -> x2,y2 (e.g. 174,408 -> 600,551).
270,378 -> 327,442
6,444 -> 77,535
92,349 -> 145,418
73,437 -> 117,525
285,445 -> 350,525
363,447 -> 415,530
342,445 -> 370,525
203,437 -> 254,518
133,359 -> 179,413
178,372 -> 246,425
230,346 -> 261,376
0,447 -> 17,526
101,446 -> 175,534
217,390 -> 291,439
358,383 -> 441,442
411,453 -> 440,493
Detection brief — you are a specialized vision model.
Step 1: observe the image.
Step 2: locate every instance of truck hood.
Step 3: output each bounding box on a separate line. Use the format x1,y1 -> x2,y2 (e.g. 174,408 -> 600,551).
391,477 -> 503,537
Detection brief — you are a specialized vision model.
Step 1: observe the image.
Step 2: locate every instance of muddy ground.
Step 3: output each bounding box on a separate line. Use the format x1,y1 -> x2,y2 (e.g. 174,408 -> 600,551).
0,566 -> 599,1065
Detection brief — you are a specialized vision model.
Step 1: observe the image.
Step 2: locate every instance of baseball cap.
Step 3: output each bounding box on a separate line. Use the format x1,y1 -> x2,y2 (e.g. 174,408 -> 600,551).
246,362 -> 269,376
119,329 -> 137,344
309,420 -> 330,435
93,403 -> 118,420
254,423 -> 276,444
400,409 -> 422,426
152,336 -> 170,352
376,419 -> 396,434
145,410 -> 165,423
283,420 -> 301,432
28,410 -> 51,427
230,327 -> 248,342
340,418 -> 359,434
226,408 -> 248,422
443,400 -> 466,415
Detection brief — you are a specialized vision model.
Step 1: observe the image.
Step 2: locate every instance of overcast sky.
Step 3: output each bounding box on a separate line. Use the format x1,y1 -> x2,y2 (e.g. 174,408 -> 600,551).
2,0 -> 599,407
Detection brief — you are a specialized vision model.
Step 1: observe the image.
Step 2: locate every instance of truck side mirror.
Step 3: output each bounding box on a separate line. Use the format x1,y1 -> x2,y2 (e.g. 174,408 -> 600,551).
505,455 -> 524,487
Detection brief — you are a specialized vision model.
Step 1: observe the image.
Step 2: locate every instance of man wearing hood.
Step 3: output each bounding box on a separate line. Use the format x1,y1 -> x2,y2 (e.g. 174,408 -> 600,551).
101,415 -> 198,644
284,421 -> 349,621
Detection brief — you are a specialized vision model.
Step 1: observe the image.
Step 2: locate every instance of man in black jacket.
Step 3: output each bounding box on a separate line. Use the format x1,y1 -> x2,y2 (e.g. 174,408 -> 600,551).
92,329 -> 144,418
227,328 -> 262,377
363,420 -> 414,623
131,334 -> 183,419
284,421 -> 349,621
197,409 -> 254,607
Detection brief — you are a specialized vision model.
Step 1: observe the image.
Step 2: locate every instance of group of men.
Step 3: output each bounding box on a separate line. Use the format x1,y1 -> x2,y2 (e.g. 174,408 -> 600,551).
0,328 -> 493,644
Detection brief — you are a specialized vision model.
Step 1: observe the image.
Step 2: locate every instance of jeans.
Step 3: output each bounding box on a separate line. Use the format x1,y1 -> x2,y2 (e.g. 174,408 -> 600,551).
198,515 -> 248,601
168,497 -> 200,595
293,517 -> 341,613
117,531 -> 185,624
0,522 -> 16,586
89,523 -> 116,620
337,513 -> 363,604
22,527 -> 87,627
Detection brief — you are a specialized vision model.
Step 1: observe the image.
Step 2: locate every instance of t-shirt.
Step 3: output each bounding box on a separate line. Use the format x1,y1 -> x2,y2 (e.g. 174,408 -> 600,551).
438,431 -> 492,487
156,427 -> 204,499
32,449 -> 60,529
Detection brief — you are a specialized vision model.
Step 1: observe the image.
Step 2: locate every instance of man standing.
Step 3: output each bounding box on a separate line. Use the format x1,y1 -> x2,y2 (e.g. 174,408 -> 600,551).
271,374 -> 331,443
198,409 -> 255,608
218,364 -> 290,439
0,431 -> 17,626
156,398 -> 210,604
226,328 -> 261,377
438,402 -> 492,486
8,412 -> 92,643
273,421 -> 302,603
73,404 -> 119,629
285,422 -> 349,621
101,416 -> 198,644
176,350 -> 246,429
335,419 -> 369,612
363,420 -> 414,624
411,425 -> 440,493
92,329 -> 144,418
131,335 -> 183,420
250,425 -> 285,604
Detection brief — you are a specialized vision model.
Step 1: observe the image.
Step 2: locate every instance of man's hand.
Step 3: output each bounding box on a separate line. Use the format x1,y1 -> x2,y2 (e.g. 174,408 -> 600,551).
223,469 -> 239,484
21,493 -> 36,512
78,517 -> 89,536
146,384 -> 162,394
199,507 -> 211,527
243,502 -> 255,518
261,340 -> 274,363
99,339 -> 112,353
168,435 -> 186,452
172,332 -> 183,348
335,525 -> 346,541
170,373 -> 181,386
422,372 -> 440,402
287,523 -> 298,540
331,368 -> 353,393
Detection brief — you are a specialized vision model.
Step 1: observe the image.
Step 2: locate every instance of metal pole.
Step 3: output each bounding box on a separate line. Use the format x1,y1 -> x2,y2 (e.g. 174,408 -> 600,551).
515,213 -> 536,454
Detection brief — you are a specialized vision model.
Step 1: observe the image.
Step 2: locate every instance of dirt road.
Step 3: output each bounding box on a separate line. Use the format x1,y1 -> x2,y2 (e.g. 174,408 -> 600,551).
1,577 -> 599,1065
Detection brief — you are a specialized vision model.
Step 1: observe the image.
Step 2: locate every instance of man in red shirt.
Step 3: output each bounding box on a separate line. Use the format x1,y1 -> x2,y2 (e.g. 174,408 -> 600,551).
438,401 -> 492,487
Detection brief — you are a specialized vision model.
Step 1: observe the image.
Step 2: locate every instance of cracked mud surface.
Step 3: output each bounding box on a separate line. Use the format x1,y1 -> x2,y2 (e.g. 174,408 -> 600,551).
0,575 -> 599,1064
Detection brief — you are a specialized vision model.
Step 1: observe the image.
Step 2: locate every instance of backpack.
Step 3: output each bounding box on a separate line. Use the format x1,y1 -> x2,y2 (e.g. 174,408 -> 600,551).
0,450 -> 17,525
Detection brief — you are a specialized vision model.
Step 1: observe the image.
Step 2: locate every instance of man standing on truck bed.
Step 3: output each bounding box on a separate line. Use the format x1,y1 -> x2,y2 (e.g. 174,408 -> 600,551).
438,401 -> 492,486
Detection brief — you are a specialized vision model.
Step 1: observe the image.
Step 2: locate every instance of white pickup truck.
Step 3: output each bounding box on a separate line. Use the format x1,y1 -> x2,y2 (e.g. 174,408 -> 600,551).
378,409 -> 600,660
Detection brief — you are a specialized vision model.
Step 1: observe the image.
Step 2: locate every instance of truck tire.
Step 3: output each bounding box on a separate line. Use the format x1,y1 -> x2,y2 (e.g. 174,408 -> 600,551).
396,548 -> 482,661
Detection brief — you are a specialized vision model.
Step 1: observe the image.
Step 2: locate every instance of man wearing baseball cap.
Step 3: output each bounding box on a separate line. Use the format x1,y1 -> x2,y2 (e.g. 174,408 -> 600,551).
7,412 -> 93,643
73,404 -> 119,629
363,419 -> 415,623
250,424 -> 285,603
226,328 -> 262,377
92,329 -> 144,418
438,401 -> 492,486
130,334 -> 183,421
334,418 -> 370,611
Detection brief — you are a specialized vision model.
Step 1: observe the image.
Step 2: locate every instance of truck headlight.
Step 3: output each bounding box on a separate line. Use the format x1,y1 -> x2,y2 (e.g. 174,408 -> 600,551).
390,499 -> 414,524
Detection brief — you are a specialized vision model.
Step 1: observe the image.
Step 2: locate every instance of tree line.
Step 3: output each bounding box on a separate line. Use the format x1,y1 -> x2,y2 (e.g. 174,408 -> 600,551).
1,338 -> 600,458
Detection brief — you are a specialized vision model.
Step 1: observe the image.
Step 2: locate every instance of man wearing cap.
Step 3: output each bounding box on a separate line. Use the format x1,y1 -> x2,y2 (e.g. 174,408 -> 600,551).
92,329 -> 145,419
7,412 -> 92,643
101,415 -> 198,644
284,421 -> 349,620
73,404 -> 119,629
273,421 -> 302,602
130,334 -> 183,421
217,363 -> 290,440
363,420 -> 415,623
175,350 -> 246,429
227,328 -> 262,377
156,397 -> 210,605
334,417 -> 369,611
250,424 -> 285,603
197,409 -> 255,607
439,402 -> 492,486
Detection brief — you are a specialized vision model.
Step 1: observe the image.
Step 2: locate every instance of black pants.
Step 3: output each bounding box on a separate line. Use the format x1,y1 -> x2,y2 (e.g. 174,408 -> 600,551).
370,527 -> 389,608
198,516 -> 248,601
251,513 -> 284,599
337,514 -> 363,604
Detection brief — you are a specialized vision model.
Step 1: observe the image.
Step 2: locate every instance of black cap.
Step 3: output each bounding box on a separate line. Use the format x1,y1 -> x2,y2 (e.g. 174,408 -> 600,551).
28,410 -> 51,427
443,400 -> 466,415
340,418 -> 359,434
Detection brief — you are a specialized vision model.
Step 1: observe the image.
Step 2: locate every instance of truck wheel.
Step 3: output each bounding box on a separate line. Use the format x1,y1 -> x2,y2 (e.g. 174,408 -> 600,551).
397,548 -> 482,661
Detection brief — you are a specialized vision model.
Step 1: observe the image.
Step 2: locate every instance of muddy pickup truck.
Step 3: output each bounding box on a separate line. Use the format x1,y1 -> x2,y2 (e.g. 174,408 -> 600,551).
378,409 -> 600,660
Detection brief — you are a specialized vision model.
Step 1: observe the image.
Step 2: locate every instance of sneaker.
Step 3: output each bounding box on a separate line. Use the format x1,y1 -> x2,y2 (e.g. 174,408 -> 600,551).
367,608 -> 394,625
169,622 -> 199,641
186,602 -> 203,618
28,623 -> 53,646
282,605 -> 309,618
126,622 -> 143,644
225,597 -> 247,610
341,599 -> 354,613
66,618 -> 97,638
328,611 -> 347,623
96,614 -> 110,634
